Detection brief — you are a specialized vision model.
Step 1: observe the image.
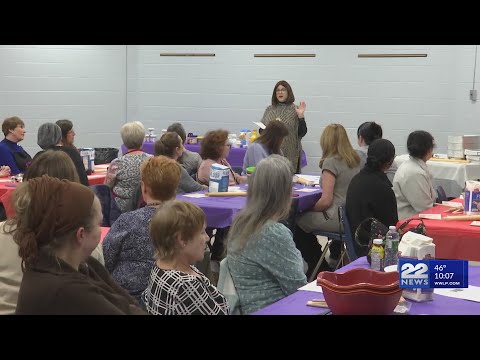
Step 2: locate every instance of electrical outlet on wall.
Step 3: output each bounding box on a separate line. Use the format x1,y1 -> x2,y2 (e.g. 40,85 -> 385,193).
470,89 -> 477,101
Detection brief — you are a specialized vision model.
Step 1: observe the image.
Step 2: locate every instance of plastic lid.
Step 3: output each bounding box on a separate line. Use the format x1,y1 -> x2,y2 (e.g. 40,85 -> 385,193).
373,239 -> 383,245
389,226 -> 397,230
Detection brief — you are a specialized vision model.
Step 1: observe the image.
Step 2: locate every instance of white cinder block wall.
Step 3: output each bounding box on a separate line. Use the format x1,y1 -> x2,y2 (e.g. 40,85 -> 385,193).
0,45 -> 126,157
2,45 -> 479,175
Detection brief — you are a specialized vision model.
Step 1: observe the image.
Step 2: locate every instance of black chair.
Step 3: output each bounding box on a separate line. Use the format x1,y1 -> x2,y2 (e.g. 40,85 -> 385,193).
338,205 -> 358,263
436,185 -> 448,203
90,184 -> 121,227
231,166 -> 243,175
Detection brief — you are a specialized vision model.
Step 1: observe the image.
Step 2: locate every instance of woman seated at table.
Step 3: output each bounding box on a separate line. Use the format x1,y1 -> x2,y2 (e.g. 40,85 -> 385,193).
346,139 -> 398,257
0,150 -> 106,315
0,116 -> 32,175
34,122 -> 89,186
142,200 -> 229,315
356,121 -> 398,183
13,176 -> 145,314
102,156 -> 181,304
393,130 -> 437,220
227,155 -> 307,314
105,121 -> 151,212
167,122 -> 202,176
356,121 -> 383,168
155,132 -> 207,193
242,120 -> 289,174
56,119 -> 76,148
295,124 -> 361,277
125,132 -> 207,211
197,129 -> 247,186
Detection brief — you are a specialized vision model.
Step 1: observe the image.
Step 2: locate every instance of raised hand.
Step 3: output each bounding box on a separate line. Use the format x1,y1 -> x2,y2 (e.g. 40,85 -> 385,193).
296,101 -> 306,118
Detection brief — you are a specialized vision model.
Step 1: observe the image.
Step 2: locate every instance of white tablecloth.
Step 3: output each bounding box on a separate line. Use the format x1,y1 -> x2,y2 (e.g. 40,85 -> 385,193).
394,154 -> 480,198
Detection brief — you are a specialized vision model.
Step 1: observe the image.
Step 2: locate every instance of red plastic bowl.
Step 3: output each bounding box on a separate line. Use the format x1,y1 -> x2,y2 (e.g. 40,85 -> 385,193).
317,268 -> 402,315
320,286 -> 403,315
317,268 -> 399,292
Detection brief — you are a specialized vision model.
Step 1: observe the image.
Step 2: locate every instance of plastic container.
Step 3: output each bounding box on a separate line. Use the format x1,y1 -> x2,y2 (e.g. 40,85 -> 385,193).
384,226 -> 400,267
145,128 -> 157,143
465,180 -> 480,215
249,129 -> 258,143
208,163 -> 230,193
79,148 -> 95,173
228,134 -> 238,148
370,238 -> 384,271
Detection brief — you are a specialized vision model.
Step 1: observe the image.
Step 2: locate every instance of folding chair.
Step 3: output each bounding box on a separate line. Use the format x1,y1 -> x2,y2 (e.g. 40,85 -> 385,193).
309,205 -> 356,282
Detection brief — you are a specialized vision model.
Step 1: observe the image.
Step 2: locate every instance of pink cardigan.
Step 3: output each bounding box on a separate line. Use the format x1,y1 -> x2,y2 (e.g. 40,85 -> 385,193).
197,159 -> 237,186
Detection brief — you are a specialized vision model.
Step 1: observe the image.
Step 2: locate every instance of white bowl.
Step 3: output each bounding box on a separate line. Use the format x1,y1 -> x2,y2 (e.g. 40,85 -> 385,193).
384,265 -> 399,273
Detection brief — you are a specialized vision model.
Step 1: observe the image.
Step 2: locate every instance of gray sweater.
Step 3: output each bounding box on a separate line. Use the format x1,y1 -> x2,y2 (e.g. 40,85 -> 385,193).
393,156 -> 436,220
242,142 -> 270,174
178,166 -> 207,194
179,150 -> 202,176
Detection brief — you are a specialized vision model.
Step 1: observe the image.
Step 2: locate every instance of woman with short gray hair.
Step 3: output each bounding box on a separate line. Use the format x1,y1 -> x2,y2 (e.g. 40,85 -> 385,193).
226,155 -> 307,314
106,121 -> 151,212
33,123 -> 89,186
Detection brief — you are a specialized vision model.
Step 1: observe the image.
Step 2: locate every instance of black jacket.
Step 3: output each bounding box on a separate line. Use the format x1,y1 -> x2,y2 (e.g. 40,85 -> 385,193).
33,145 -> 89,186
346,168 -> 398,257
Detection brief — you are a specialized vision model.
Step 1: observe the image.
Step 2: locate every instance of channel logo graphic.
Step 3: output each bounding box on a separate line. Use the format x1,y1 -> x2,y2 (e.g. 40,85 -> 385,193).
398,258 -> 468,289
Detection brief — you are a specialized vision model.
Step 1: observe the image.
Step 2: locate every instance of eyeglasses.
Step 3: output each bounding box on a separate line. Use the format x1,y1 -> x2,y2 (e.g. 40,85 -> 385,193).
275,88 -> 288,93
224,143 -> 232,147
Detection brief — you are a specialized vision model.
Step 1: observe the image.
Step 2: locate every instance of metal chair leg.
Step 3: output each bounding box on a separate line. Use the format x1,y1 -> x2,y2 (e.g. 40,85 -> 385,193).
333,247 -> 346,271
308,240 -> 331,282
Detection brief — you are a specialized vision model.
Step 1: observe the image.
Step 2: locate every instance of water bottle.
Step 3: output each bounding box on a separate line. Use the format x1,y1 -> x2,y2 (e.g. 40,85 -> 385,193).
370,238 -> 385,271
384,226 -> 400,267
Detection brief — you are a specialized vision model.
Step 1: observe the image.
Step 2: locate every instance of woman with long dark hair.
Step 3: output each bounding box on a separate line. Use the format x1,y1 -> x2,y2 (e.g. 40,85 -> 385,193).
243,120 -> 289,173
346,139 -> 398,257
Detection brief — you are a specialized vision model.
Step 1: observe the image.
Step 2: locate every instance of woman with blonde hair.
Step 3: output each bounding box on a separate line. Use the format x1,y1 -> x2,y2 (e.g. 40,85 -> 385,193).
13,176 -> 145,314
295,124 -> 361,277
142,200 -> 229,315
227,155 -> 307,314
105,121 -> 151,212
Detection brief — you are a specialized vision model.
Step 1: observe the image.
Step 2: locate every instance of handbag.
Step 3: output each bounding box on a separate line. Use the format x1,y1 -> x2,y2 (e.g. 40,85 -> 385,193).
357,217 -> 428,264
13,149 -> 33,172
397,217 -> 427,239
354,217 -> 389,264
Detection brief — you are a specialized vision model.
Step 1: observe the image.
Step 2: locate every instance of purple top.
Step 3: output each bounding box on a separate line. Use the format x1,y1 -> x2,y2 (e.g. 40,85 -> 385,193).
253,257 -> 480,315
122,142 -> 307,169
175,184 -> 322,229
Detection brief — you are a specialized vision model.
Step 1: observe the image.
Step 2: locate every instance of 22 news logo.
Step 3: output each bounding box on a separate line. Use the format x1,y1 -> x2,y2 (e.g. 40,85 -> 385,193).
399,259 -> 430,289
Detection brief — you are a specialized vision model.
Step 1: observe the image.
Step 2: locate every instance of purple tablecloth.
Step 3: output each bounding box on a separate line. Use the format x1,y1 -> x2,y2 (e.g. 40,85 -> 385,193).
254,257 -> 480,315
176,184 -> 321,229
121,142 -> 308,169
